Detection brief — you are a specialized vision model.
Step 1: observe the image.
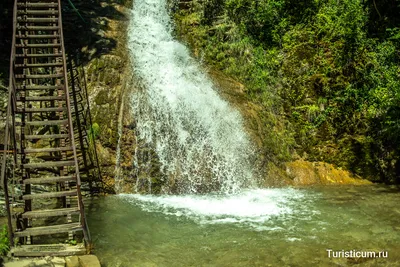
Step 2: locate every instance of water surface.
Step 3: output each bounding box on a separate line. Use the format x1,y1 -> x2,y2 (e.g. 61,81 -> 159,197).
86,185 -> 400,266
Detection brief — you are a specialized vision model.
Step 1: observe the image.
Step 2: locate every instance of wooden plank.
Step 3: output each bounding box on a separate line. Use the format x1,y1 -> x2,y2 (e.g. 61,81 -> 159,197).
17,18 -> 59,23
19,0 -> 60,1
16,35 -> 60,39
23,175 -> 76,184
16,107 -> 67,113
16,85 -> 64,90
17,3 -> 58,7
16,119 -> 68,126
15,43 -> 61,48
15,62 -> 63,68
23,160 -> 75,169
19,26 -> 59,31
16,96 -> 65,101
11,244 -> 86,257
17,10 -> 59,15
20,0 -> 60,1
22,190 -> 78,200
15,74 -> 64,79
25,134 -> 69,140
13,223 -> 81,237
15,53 -> 63,58
22,208 -> 80,218
23,147 -> 72,153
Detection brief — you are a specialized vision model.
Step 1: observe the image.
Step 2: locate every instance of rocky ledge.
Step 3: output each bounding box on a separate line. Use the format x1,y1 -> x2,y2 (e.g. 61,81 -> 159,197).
3,255 -> 101,267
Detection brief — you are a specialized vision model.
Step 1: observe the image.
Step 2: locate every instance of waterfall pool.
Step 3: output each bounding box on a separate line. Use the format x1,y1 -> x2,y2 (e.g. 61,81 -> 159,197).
86,185 -> 400,266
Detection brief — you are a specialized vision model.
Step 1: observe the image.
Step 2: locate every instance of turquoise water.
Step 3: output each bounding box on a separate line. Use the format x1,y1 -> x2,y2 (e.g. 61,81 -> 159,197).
86,185 -> 400,266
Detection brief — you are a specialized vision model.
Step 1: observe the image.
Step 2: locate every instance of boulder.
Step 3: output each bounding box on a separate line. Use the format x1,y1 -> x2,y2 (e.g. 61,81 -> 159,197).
78,255 -> 101,267
65,256 -> 80,267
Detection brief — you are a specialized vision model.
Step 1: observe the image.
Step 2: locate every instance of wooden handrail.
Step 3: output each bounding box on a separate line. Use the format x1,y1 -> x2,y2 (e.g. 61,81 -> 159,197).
1,0 -> 17,188
79,61 -> 102,184
1,0 -> 18,247
57,0 -> 91,246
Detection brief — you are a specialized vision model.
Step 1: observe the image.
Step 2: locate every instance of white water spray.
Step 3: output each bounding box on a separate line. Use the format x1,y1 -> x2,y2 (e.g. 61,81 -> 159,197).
119,188 -> 314,230
128,0 -> 256,194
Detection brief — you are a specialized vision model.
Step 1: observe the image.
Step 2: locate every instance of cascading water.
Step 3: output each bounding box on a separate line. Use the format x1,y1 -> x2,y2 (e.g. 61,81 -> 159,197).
128,0 -> 257,194
85,4 -> 400,266
112,0 -> 316,241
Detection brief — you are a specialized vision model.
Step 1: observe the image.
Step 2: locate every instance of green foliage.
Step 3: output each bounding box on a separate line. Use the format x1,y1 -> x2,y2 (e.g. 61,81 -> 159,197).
173,0 -> 400,183
88,122 -> 101,142
65,239 -> 78,246
0,225 -> 10,256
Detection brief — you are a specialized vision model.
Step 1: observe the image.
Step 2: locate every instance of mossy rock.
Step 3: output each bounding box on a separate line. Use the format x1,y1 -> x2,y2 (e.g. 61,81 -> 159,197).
286,160 -> 372,186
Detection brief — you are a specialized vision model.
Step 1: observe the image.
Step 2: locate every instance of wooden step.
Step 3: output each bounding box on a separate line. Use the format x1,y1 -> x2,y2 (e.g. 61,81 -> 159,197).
18,25 -> 59,31
15,74 -> 64,79
11,243 -> 86,257
17,10 -> 59,15
16,107 -> 66,113
25,134 -> 69,140
14,222 -> 81,237
16,119 -> 68,126
17,17 -> 59,23
16,35 -> 60,39
19,0 -> 60,2
15,53 -> 63,58
16,96 -> 65,101
15,62 -> 63,68
24,134 -> 69,140
15,43 -> 61,48
23,160 -> 75,169
22,147 -> 73,153
16,107 -> 68,113
17,3 -> 58,8
19,0 -> 60,1
22,208 -> 80,218
20,0 -> 60,1
23,175 -> 76,184
22,190 -> 78,200
16,85 -> 64,90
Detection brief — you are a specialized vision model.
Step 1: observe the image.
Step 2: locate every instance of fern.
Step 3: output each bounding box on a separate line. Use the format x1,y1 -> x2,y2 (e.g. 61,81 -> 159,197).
0,225 -> 9,256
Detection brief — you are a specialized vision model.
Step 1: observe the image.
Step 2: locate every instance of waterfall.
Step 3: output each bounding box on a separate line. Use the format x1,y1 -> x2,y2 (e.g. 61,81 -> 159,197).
128,0 -> 257,194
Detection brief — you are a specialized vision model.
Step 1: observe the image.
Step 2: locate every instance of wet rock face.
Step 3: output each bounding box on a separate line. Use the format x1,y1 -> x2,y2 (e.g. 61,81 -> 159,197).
64,1 -> 134,193
86,55 -> 125,149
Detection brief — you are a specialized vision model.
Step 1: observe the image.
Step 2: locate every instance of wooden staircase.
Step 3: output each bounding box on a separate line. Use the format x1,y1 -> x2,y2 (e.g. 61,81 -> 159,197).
1,0 -> 91,256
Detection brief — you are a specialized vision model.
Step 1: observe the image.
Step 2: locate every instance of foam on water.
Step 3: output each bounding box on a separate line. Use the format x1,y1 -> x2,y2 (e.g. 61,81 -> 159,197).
128,0 -> 256,194
120,188 -> 309,227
